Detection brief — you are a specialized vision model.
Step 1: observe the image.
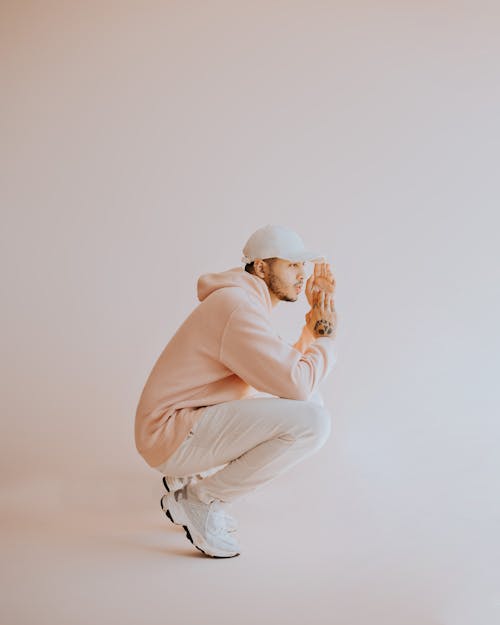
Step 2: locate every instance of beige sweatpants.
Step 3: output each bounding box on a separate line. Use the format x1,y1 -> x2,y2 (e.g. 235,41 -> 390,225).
153,390 -> 331,504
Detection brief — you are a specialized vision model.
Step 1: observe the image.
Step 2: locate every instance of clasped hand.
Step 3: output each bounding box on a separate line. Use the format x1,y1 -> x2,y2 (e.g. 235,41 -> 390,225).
305,262 -> 337,338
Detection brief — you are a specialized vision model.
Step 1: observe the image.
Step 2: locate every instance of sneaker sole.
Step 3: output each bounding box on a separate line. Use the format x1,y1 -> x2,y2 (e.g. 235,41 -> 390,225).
160,494 -> 240,559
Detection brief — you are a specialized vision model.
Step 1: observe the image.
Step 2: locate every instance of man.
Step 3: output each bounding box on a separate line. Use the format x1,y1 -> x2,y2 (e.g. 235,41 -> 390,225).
135,224 -> 338,558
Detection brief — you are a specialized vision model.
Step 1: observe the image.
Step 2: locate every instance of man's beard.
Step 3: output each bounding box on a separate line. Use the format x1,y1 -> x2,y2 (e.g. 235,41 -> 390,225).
264,271 -> 296,302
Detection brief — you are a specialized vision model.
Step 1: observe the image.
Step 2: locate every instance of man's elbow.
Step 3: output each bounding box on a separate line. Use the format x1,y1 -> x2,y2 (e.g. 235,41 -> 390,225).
284,385 -> 312,402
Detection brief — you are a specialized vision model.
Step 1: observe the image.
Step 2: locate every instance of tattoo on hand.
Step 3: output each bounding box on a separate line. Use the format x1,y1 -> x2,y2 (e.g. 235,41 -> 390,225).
314,319 -> 334,336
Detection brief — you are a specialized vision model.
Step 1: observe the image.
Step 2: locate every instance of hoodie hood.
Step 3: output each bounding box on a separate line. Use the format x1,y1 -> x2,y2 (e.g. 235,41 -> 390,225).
197,266 -> 272,314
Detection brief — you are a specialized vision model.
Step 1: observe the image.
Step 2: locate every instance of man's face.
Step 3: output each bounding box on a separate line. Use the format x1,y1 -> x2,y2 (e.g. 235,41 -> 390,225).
257,258 -> 308,304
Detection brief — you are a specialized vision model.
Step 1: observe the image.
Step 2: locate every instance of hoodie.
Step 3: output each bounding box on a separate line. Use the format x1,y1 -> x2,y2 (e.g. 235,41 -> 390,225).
134,266 -> 337,468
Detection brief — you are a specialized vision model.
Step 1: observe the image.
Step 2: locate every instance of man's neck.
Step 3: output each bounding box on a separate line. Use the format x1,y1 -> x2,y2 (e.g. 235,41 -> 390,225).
269,291 -> 280,308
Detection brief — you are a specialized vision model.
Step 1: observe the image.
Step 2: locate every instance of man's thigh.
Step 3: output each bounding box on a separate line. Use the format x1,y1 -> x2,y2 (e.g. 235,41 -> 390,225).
156,396 -> 323,477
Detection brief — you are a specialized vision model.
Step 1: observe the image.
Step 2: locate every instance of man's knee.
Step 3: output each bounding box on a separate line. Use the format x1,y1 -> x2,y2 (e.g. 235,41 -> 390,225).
309,389 -> 324,407
302,401 -> 332,450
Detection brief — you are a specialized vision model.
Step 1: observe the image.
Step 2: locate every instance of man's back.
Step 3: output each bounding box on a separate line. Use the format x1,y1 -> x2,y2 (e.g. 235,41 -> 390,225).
135,267 -> 258,466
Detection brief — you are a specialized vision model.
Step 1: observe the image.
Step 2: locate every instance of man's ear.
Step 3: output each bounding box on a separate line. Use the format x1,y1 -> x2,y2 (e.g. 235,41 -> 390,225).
253,259 -> 266,278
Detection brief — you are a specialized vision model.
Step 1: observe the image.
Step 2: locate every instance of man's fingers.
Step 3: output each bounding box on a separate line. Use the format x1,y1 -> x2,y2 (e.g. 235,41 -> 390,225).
305,274 -> 314,294
325,266 -> 335,287
326,292 -> 332,311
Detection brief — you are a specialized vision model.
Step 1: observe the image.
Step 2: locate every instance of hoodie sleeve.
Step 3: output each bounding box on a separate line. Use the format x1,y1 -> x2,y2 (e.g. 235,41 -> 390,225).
292,323 -> 317,354
219,302 -> 336,401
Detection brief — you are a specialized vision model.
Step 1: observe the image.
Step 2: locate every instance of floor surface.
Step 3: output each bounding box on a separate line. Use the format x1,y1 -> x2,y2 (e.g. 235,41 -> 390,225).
1,439 -> 497,625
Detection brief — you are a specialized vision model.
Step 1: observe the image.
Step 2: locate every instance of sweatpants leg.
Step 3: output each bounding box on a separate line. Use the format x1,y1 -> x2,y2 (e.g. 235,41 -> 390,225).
154,395 -> 332,504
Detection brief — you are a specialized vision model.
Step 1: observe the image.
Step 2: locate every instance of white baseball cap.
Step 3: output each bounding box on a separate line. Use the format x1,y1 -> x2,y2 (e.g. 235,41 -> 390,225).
241,224 -> 326,265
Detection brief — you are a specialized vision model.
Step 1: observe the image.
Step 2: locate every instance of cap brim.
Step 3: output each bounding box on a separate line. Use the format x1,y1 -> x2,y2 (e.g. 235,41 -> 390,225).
283,250 -> 327,263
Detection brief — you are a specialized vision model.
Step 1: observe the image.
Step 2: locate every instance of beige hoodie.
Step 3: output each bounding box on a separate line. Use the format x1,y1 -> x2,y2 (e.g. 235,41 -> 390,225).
134,266 -> 337,468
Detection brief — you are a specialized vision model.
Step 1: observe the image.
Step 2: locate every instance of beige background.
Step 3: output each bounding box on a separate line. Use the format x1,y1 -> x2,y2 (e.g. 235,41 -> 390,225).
1,1 -> 499,624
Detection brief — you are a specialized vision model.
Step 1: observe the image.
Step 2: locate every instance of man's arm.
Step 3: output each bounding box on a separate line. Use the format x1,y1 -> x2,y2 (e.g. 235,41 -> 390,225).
292,322 -> 316,354
219,301 -> 336,401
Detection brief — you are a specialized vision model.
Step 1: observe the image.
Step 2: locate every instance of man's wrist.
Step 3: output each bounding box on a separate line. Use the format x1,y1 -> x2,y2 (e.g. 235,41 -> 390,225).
303,322 -> 315,339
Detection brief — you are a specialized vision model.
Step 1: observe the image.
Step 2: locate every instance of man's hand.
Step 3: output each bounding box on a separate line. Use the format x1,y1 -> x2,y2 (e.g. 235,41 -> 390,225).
305,261 -> 336,308
306,290 -> 337,338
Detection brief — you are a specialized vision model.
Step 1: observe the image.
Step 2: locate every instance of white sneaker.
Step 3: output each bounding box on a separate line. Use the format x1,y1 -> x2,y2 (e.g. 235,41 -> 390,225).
161,484 -> 238,533
160,487 -> 240,558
